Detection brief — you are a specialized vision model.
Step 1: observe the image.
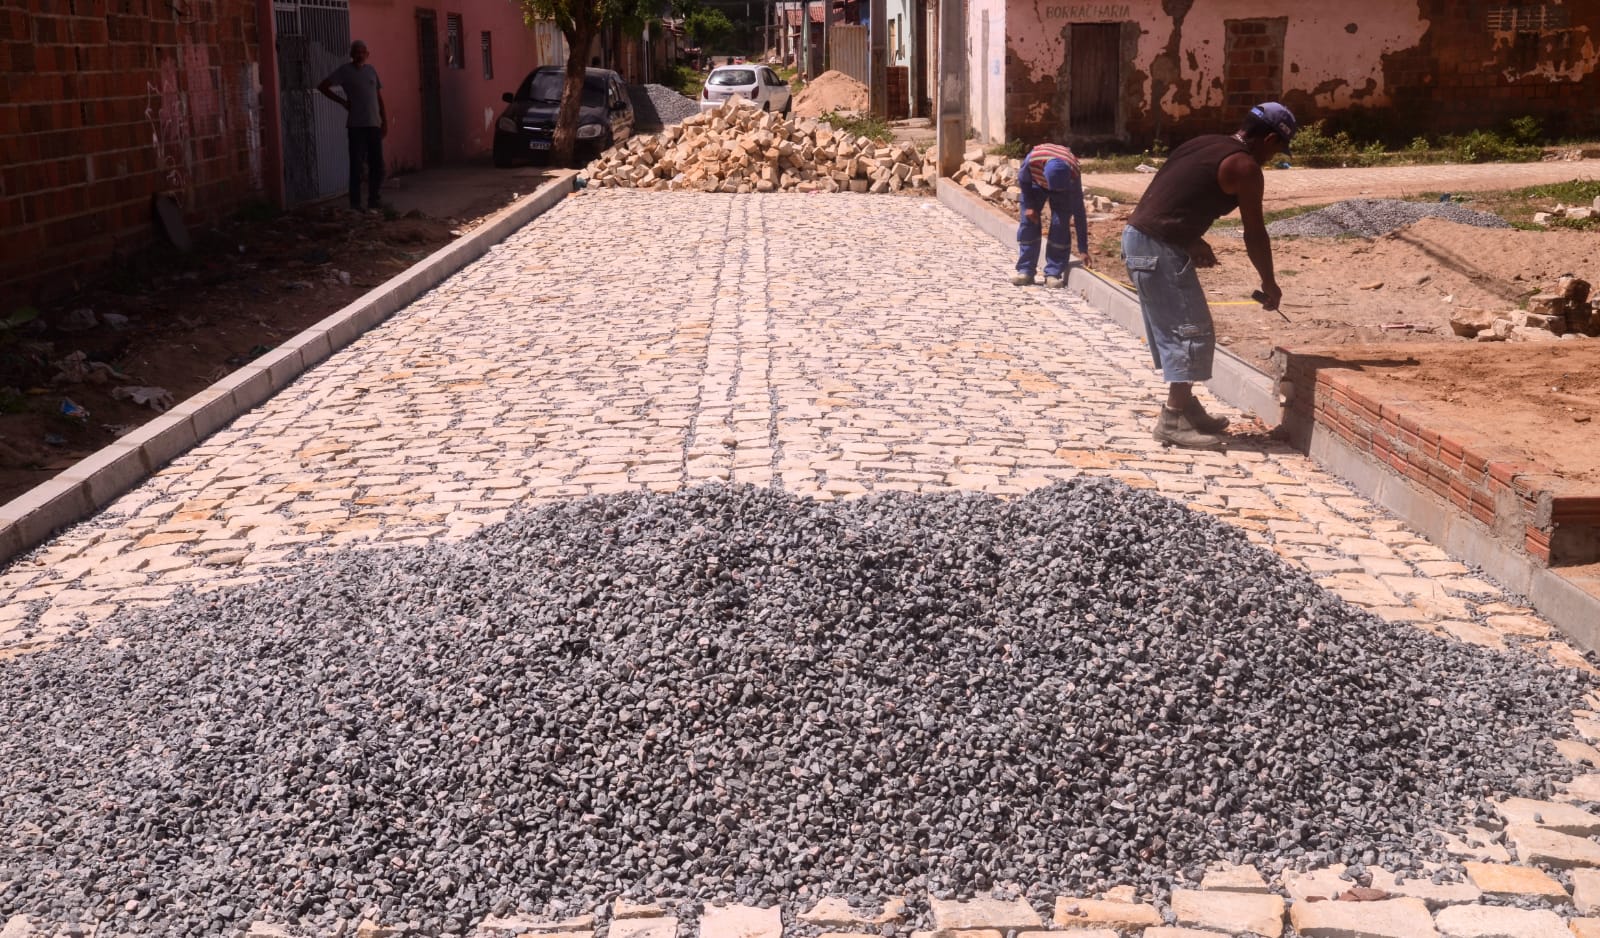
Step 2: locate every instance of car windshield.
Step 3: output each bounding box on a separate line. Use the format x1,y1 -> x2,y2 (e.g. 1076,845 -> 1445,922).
708,69 -> 757,86
518,71 -> 607,107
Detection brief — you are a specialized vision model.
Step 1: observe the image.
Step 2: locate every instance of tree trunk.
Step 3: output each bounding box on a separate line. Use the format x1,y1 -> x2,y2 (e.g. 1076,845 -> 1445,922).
554,22 -> 597,166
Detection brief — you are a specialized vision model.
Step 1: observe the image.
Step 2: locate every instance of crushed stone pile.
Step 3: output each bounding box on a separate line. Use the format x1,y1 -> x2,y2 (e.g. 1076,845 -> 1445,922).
628,83 -> 701,129
791,70 -> 869,118
582,101 -> 936,193
0,481 -> 1590,937
1265,198 -> 1512,238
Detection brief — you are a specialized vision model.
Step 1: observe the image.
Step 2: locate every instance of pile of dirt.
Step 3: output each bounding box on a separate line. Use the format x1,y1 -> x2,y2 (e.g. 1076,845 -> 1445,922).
791,69 -> 869,118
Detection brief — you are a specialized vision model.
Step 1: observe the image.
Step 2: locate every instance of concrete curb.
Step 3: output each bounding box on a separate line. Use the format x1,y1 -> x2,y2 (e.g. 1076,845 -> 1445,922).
0,170 -> 579,566
934,181 -> 1282,424
936,179 -> 1600,649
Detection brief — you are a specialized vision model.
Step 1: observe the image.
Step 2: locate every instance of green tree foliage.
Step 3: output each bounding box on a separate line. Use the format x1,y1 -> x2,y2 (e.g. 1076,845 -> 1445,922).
519,0 -> 682,164
684,8 -> 733,49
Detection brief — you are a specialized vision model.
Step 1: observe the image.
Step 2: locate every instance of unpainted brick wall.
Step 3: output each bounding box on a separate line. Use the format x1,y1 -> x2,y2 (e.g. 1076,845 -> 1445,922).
0,0 -> 264,306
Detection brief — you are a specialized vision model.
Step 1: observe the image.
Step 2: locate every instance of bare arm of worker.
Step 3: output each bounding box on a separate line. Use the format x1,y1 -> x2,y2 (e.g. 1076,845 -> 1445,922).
317,78 -> 349,110
378,89 -> 389,138
1219,151 -> 1280,309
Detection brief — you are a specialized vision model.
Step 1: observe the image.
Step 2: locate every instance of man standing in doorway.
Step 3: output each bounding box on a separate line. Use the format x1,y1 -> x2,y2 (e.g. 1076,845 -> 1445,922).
318,40 -> 389,213
1121,102 -> 1297,449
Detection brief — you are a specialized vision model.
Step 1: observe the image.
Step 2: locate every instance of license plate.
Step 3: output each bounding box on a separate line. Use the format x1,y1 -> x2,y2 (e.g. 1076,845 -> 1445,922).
529,140 -> 551,150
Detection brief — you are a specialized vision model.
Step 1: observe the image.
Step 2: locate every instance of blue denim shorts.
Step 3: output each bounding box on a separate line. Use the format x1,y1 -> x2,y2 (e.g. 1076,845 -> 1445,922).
1121,225 -> 1215,383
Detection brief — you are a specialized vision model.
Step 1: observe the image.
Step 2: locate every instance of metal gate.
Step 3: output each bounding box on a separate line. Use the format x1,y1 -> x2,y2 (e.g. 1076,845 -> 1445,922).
274,0 -> 351,204
831,25 -> 868,85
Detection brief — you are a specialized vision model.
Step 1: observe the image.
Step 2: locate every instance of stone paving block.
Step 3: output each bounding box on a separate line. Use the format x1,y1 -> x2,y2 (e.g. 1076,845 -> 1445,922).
1560,776 -> 1600,803
1368,868 -> 1482,909
1558,741 -> 1600,769
1433,906 -> 1568,938
700,904 -> 781,938
1170,889 -> 1283,937
1462,863 -> 1569,903
1283,866 -> 1353,902
1287,897 -> 1438,938
1576,870 -> 1600,915
1054,898 -> 1163,930
1506,824 -> 1600,868
1201,863 -> 1269,893
931,898 -> 1040,931
610,917 -> 677,938
1143,929 -> 1228,938
1497,798 -> 1600,835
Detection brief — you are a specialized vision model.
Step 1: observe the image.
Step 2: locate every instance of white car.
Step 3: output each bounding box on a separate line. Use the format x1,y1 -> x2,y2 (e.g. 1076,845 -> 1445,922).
699,65 -> 792,115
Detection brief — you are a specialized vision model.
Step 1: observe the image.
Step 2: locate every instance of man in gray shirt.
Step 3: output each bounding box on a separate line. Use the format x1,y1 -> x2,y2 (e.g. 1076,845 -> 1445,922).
318,40 -> 389,212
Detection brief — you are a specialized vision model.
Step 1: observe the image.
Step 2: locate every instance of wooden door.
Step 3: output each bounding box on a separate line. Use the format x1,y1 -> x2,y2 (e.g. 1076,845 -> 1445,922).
1069,23 -> 1119,136
416,10 -> 445,167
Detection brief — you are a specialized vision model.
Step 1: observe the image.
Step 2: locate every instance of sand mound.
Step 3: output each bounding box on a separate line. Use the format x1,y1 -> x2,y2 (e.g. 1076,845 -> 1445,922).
792,70 -> 869,118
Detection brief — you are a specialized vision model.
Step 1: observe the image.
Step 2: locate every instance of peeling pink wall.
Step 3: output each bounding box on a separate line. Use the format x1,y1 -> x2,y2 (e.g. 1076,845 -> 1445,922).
992,0 -> 1600,146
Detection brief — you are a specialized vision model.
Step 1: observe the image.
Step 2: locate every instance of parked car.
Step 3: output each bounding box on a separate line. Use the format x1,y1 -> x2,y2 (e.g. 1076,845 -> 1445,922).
494,66 -> 635,167
699,64 -> 792,115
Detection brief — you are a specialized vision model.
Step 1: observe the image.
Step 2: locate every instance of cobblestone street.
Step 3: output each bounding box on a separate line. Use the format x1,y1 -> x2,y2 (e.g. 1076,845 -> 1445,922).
0,191 -> 1570,655
4,190 -> 1599,937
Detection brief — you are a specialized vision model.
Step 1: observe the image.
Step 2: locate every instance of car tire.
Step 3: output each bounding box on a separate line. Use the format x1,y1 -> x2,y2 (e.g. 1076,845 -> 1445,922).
493,139 -> 517,169
781,98 -> 791,117
762,101 -> 770,112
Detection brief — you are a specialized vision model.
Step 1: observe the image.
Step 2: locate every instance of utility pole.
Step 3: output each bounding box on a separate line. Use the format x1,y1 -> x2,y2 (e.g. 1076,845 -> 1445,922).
869,0 -> 887,116
819,0 -> 829,74
935,0 -> 965,176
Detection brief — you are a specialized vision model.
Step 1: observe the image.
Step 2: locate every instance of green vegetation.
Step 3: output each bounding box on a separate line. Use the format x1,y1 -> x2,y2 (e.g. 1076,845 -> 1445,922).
1078,152 -> 1165,173
1288,118 -> 1543,168
684,8 -> 733,50
987,139 -> 1025,159
821,111 -> 892,143
1413,179 -> 1600,229
664,62 -> 704,98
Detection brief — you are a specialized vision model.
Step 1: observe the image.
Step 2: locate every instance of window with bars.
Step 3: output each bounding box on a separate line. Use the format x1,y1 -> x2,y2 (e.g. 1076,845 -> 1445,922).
481,30 -> 493,79
445,13 -> 464,68
1487,5 -> 1569,32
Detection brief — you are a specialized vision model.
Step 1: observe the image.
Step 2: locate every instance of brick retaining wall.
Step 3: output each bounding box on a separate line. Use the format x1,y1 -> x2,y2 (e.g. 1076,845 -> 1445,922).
0,0 -> 264,306
1279,350 -> 1600,568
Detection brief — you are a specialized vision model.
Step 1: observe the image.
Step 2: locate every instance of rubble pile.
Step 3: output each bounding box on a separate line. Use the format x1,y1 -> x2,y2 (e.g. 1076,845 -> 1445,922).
1531,196 -> 1600,226
949,146 -> 1119,215
1450,274 -> 1597,342
581,101 -> 938,194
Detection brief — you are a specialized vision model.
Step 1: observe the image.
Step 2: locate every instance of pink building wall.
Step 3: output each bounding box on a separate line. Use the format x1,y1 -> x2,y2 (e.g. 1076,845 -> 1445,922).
349,1 -> 564,169
992,0 -> 1600,148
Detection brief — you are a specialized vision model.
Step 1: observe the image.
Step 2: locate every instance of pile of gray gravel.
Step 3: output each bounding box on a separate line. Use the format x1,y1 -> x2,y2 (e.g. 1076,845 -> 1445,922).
628,84 -> 702,130
1265,198 -> 1511,238
0,481 -> 1589,937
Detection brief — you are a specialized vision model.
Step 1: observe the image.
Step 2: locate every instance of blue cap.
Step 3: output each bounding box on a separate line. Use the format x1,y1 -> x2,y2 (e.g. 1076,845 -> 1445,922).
1043,158 -> 1076,191
1249,102 -> 1299,151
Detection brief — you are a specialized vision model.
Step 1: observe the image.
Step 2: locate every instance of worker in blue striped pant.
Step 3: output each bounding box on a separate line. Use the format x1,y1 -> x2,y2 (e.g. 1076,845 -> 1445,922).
1011,142 -> 1092,287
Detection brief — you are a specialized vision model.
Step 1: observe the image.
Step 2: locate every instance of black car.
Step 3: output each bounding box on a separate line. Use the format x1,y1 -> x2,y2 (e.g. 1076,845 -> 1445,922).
494,66 -> 636,167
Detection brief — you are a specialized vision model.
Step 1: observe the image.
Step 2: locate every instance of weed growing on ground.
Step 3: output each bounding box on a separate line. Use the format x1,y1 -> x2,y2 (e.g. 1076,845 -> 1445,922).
821,111 -> 892,143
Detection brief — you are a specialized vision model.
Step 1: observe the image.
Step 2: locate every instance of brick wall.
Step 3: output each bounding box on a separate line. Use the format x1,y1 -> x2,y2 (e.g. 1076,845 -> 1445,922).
1281,352 -> 1600,568
0,0 -> 264,307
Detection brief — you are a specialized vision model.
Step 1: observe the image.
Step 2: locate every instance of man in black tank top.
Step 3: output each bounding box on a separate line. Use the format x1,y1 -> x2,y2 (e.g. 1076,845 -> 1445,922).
1121,102 -> 1297,449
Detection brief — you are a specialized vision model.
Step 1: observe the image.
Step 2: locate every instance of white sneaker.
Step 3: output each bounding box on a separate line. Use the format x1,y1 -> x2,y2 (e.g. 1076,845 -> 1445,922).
1043,275 -> 1065,288
1010,272 -> 1035,286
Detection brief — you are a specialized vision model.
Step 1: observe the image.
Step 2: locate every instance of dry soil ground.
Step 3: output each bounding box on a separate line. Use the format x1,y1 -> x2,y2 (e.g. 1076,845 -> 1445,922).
0,174 -> 543,505
1084,199 -> 1600,488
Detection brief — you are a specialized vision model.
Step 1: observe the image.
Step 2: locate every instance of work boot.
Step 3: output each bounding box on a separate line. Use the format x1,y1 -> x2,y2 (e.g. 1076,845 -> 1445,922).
1011,272 -> 1036,286
1043,275 -> 1065,288
1153,407 -> 1229,449
1181,396 -> 1230,433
